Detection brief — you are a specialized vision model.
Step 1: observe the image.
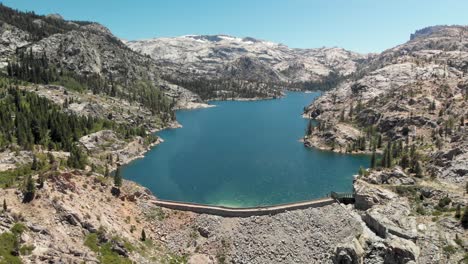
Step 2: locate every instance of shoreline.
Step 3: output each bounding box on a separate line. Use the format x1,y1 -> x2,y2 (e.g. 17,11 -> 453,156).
302,136 -> 379,155
116,120 -> 183,169
206,96 -> 280,102
173,101 -> 215,110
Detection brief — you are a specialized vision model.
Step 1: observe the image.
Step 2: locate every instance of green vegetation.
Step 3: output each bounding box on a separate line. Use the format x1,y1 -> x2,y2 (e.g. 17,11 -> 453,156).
7,49 -> 173,118
0,231 -> 21,264
0,4 -> 93,41
296,71 -> 345,92
0,223 -> 28,264
416,205 -> 426,215
380,141 -> 393,168
10,223 -> 26,236
23,175 -> 36,203
84,233 -> 100,252
443,245 -> 456,255
84,233 -> 133,264
0,5 -> 174,119
358,166 -> 369,177
164,76 -> 281,100
67,144 -> 88,169
455,205 -> 462,219
462,206 -> 468,229
0,76 -> 153,175
370,150 -> 376,168
19,245 -> 35,256
0,83 -> 115,151
163,254 -> 188,264
0,153 -> 53,188
463,253 -> 468,264
144,207 -> 166,221
0,164 -> 33,188
437,197 -> 452,210
114,166 -> 123,187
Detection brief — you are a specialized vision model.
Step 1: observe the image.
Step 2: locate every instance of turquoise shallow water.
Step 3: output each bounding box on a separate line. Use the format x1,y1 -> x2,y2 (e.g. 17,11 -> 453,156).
122,92 -> 369,207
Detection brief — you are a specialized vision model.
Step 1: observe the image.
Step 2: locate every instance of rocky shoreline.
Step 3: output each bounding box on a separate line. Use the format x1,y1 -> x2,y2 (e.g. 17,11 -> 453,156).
301,25 -> 468,263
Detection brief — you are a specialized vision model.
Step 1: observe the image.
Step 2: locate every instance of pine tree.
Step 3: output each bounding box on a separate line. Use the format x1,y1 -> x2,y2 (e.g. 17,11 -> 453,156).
385,142 -> 392,168
462,206 -> 468,229
455,204 -> 461,219
429,100 -> 436,111
67,145 -> 87,169
104,165 -> 110,177
400,153 -> 410,169
114,166 -> 122,187
140,229 -> 146,241
377,134 -> 382,149
31,155 -> 38,171
370,150 -> 376,169
414,161 -> 424,178
23,175 -> 36,203
380,147 -> 387,167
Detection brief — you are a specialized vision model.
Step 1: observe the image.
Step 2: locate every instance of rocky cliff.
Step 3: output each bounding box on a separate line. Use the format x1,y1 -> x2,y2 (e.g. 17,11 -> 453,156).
304,25 -> 468,263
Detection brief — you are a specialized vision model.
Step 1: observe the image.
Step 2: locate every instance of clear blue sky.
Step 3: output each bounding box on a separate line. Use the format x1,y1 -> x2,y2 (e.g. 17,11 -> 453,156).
2,0 -> 467,53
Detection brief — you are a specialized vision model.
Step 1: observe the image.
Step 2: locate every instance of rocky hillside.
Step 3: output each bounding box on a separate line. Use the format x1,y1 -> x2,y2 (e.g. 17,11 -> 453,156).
304,25 -> 468,263
2,168 -> 424,264
126,35 -> 365,99
1,3 -> 467,263
0,4 -> 202,111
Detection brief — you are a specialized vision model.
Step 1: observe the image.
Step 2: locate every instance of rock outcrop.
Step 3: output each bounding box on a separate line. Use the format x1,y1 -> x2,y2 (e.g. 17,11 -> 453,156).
303,25 -> 468,263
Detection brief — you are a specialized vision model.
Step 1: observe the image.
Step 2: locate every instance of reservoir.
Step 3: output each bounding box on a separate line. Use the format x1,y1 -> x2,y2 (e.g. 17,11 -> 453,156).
122,92 -> 369,207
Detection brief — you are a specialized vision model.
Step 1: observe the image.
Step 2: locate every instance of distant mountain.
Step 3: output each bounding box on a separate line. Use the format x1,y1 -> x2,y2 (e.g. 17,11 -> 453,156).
126,35 -> 366,98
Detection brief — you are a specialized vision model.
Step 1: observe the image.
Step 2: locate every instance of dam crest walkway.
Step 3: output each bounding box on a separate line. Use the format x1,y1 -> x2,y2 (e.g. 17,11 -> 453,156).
151,193 -> 353,217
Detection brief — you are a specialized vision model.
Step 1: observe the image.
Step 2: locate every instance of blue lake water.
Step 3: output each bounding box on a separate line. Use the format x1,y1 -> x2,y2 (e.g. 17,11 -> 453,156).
122,92 -> 370,207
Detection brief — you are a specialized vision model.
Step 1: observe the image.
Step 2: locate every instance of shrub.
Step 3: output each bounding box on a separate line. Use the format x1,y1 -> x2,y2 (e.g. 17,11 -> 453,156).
438,197 -> 452,209
10,223 -> 26,236
443,245 -> 456,255
416,206 -> 426,215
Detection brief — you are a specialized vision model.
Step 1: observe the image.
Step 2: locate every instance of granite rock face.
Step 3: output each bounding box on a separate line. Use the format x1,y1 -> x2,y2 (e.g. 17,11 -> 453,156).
127,35 -> 366,85
303,26 -> 468,263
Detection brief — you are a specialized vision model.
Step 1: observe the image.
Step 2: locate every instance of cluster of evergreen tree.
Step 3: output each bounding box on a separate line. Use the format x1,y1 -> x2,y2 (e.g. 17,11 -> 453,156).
345,127 -> 381,153
164,76 -> 281,100
7,49 -> 173,118
292,71 -> 345,91
0,4 -> 92,41
0,82 -> 147,152
67,144 -> 88,170
368,138 -> 424,177
0,85 -> 107,150
7,49 -> 110,93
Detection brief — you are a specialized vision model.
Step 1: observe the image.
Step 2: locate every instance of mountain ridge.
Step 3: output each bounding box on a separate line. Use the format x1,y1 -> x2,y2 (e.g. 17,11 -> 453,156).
126,33 -> 366,92
0,3 -> 466,263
